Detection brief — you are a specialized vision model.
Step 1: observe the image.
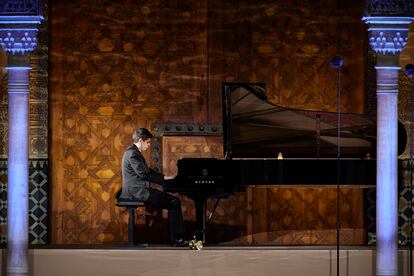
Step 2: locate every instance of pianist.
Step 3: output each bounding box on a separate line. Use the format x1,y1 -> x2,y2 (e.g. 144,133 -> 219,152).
120,127 -> 187,246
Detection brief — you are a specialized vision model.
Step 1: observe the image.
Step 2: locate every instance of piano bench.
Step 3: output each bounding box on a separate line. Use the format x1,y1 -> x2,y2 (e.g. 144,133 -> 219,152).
116,198 -> 147,247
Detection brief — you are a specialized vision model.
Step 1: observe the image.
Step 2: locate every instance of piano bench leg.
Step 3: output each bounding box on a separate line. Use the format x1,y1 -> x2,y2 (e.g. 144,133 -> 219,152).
126,207 -> 148,247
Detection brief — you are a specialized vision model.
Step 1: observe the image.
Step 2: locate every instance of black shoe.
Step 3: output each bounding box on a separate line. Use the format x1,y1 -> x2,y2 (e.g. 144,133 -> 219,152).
171,238 -> 189,247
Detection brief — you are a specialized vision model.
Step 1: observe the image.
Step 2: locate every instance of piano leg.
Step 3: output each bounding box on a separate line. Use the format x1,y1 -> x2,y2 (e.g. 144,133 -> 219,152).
194,197 -> 206,242
185,193 -> 223,243
189,194 -> 208,242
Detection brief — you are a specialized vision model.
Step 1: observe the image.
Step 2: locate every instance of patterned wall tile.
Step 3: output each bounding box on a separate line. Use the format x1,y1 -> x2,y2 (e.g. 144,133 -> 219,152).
397,160 -> 414,246
366,160 -> 414,246
29,160 -> 48,244
0,159 -> 48,245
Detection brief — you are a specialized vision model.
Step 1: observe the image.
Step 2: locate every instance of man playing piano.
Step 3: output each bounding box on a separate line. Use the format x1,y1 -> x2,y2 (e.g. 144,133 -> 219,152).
120,127 -> 187,246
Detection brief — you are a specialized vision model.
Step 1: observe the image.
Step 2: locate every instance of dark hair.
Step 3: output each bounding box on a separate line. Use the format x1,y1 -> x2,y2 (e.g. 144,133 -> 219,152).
133,128 -> 153,143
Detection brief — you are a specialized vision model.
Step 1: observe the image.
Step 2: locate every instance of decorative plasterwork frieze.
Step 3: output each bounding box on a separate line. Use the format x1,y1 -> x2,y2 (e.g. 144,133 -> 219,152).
363,17 -> 414,55
365,0 -> 413,17
0,1 -> 41,16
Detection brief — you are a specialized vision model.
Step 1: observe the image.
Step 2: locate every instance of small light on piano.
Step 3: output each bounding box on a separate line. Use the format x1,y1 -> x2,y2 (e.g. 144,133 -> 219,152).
277,152 -> 284,160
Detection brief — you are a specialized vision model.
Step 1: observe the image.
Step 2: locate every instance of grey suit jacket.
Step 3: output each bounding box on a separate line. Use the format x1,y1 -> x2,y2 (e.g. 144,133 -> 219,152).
120,144 -> 164,201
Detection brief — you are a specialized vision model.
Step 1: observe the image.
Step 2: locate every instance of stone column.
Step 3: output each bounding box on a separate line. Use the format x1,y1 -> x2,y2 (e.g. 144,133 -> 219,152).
363,16 -> 413,276
6,55 -> 31,276
0,16 -> 42,276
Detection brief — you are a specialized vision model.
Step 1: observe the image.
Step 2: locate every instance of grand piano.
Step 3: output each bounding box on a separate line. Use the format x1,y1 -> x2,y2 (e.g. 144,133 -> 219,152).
164,83 -> 378,242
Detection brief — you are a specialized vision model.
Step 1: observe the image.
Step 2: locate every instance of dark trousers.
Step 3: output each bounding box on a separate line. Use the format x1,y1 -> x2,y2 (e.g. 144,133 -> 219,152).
145,188 -> 185,243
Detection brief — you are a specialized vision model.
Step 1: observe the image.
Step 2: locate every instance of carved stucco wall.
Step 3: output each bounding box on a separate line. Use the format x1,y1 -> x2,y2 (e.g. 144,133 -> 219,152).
207,0 -> 366,120
50,0 -> 367,244
399,23 -> 414,158
50,0 -> 210,244
397,23 -> 414,245
0,31 -> 48,158
0,51 -> 7,156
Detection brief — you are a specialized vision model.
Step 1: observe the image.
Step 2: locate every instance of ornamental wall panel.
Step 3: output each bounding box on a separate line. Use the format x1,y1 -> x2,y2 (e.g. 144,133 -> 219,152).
207,0 -> 366,120
50,0 -> 367,244
50,0 -> 209,244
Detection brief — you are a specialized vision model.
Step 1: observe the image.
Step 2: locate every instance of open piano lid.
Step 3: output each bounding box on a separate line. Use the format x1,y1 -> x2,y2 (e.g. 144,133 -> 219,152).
222,83 -> 376,158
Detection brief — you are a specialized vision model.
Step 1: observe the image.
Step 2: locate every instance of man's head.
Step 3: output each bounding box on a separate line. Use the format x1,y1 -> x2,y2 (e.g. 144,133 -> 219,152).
133,128 -> 153,152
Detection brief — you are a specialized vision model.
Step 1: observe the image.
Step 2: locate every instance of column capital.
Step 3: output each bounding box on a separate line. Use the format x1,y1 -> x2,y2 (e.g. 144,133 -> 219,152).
0,29 -> 39,55
0,0 -> 43,55
363,16 -> 414,55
